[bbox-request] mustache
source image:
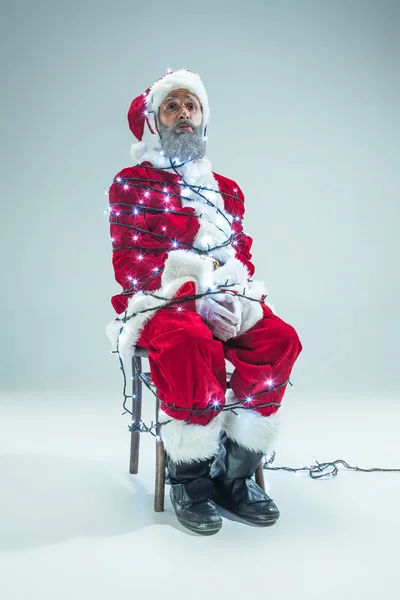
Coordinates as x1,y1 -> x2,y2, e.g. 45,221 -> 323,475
171,118 -> 197,132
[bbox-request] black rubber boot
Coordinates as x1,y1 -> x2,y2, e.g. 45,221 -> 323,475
167,457 -> 223,536
210,432 -> 280,526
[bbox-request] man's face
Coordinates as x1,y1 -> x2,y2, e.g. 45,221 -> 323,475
158,88 -> 203,129
156,88 -> 206,161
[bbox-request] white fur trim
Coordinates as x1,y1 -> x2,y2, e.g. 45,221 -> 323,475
105,250 -> 215,375
130,140 -> 149,165
222,390 -> 281,454
179,160 -> 236,265
238,295 -> 264,335
146,70 -> 210,125
213,258 -> 249,287
237,280 -> 269,334
158,409 -> 222,463
161,249 -> 213,287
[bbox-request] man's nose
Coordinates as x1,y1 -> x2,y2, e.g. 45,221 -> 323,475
177,104 -> 190,119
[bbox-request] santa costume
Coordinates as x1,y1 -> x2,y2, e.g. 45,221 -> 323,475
107,69 -> 302,535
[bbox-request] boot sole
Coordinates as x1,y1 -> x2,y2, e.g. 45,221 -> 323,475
176,515 -> 222,536
216,503 -> 280,527
170,489 -> 222,536
234,514 -> 279,527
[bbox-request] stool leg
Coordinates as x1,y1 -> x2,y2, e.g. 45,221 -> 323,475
154,395 -> 165,512
255,461 -> 265,491
129,357 -> 142,475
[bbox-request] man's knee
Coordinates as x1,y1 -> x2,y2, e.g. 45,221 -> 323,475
280,321 -> 302,352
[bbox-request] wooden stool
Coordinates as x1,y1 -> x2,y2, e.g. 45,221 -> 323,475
129,347 -> 266,512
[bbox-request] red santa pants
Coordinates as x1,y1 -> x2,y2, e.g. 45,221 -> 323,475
137,303 -> 302,426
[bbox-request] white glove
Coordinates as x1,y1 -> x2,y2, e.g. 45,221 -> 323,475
198,293 -> 242,341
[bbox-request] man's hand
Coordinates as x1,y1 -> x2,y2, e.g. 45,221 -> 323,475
197,292 -> 242,341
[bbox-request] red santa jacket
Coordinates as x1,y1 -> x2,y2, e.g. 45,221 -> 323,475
106,153 -> 269,363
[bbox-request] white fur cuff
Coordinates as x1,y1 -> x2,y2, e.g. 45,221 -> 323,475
222,390 -> 281,454
161,249 -> 214,291
158,410 -> 222,464
212,258 -> 249,288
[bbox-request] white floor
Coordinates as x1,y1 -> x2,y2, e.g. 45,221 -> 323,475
0,388 -> 399,600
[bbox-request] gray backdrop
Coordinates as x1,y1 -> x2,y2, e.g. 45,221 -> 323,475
1,0 -> 399,397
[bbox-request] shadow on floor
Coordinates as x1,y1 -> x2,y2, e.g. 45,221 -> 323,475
0,453 -> 184,551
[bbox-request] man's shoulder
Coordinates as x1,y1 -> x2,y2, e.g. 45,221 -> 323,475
113,162 -> 157,182
212,171 -> 245,219
212,171 -> 244,200
212,171 -> 239,190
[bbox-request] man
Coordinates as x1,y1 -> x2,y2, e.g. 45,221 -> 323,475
107,69 -> 302,535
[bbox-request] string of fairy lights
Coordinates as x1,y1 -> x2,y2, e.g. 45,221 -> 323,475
106,154 -> 400,480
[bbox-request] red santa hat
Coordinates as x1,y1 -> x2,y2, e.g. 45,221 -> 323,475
127,69 -> 210,162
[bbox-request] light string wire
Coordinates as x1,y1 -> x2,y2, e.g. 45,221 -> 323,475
262,452 -> 400,479
107,156 -> 400,480
110,164 -> 281,434
109,167 -> 258,324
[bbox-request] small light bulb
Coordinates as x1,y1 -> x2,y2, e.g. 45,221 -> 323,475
124,184 -> 129,190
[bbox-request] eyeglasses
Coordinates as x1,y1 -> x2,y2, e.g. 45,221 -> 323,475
160,98 -> 201,115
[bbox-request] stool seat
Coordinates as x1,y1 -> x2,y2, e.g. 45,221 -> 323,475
129,348 -> 265,512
